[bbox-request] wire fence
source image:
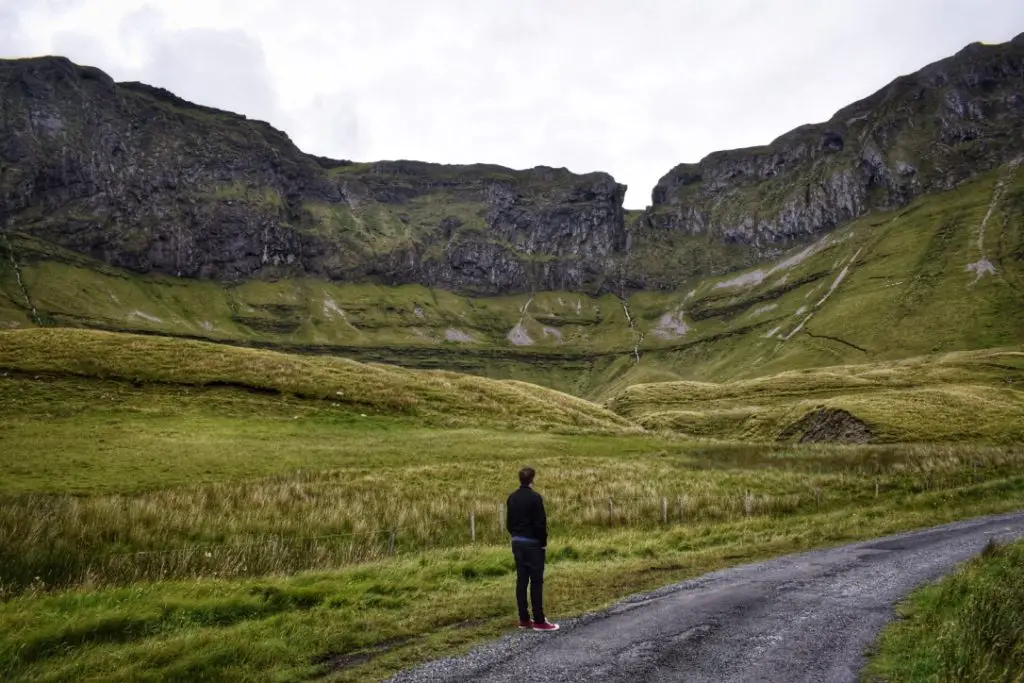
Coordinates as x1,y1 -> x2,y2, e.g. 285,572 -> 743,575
1,464 -> 1002,594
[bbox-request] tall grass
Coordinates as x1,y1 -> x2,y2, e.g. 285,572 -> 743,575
864,539 -> 1024,682
3,444 -> 1021,594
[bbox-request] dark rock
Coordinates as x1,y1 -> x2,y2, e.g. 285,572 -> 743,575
0,57 -> 625,295
638,32 -> 1024,288
3,33 -> 1024,295
779,408 -> 873,444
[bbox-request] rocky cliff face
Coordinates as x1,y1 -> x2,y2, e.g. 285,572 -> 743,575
2,33 -> 1024,295
0,57 -> 625,295
632,33 -> 1024,288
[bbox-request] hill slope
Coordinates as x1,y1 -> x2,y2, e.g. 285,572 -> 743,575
608,346 -> 1024,443
3,160 -> 1023,398
631,32 -> 1024,289
1,37 -> 1023,397
0,328 -> 633,432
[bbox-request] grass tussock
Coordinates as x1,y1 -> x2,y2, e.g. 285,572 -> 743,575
863,539 -> 1024,682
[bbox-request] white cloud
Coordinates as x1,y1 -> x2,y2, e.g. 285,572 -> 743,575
3,0 -> 1024,207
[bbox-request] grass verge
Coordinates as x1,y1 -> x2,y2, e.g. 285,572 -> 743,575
861,538 -> 1024,682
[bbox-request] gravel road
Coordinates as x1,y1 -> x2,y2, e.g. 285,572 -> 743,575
389,511 -> 1024,682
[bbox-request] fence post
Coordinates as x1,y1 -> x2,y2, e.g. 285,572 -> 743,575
388,529 -> 396,555
814,488 -> 822,509
470,511 -> 476,543
744,490 -> 752,517
874,480 -> 879,498
608,498 -> 614,526
678,495 -> 685,522
661,496 -> 668,525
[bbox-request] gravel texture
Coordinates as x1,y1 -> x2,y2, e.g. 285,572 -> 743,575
389,511 -> 1024,682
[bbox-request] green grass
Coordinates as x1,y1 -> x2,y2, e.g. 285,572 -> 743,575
862,539 -> 1024,682
3,491 -> 1023,682
7,347 -> 1022,593
2,159 -> 1022,401
0,328 -> 631,432
608,346 -> 1024,443
7,373 -> 1021,592
1,328 -> 1023,681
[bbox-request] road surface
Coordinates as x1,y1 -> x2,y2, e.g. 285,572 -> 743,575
389,511 -> 1024,682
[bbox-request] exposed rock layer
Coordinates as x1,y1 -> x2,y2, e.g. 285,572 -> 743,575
632,33 -> 1024,288
2,33 -> 1023,294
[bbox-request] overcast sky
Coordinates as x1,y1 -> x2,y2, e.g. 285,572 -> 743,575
2,1 -> 1023,207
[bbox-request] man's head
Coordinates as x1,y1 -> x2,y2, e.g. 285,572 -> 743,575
518,467 -> 535,487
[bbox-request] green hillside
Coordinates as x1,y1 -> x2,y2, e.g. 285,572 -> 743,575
2,160 -> 1023,399
608,346 -> 1024,443
0,328 -> 631,433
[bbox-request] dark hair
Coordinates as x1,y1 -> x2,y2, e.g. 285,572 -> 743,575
518,467 -> 535,487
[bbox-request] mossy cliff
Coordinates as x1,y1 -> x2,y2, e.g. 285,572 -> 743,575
628,33 -> 1024,289
2,36 -> 1024,402
3,34 -> 1024,296
0,57 -> 624,296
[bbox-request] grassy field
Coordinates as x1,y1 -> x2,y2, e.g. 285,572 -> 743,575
1,329 -> 1023,681
609,346 -> 1024,443
2,461 -> 1022,682
3,210 -> 1024,683
0,328 -> 630,432
862,539 -> 1024,682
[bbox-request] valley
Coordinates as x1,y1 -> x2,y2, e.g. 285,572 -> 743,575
3,162 -> 1024,402
1,29 -> 1024,683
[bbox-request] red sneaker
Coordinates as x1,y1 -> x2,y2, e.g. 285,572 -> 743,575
518,620 -> 534,629
532,619 -> 559,632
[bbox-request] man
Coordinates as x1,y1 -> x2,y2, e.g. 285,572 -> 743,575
506,466 -> 559,631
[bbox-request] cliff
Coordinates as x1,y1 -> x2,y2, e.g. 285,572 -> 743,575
2,33 -> 1024,295
0,57 -> 625,295
629,33 -> 1024,288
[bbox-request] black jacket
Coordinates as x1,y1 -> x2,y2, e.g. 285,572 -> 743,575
506,486 -> 547,546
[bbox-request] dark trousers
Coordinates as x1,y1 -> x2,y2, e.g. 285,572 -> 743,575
512,541 -> 545,623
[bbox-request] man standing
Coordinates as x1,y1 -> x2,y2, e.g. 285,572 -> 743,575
506,467 -> 559,631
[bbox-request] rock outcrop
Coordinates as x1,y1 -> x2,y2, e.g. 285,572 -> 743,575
0,57 -> 625,295
631,33 -> 1024,288
2,33 -> 1024,295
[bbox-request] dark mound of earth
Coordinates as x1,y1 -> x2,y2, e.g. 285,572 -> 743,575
779,408 -> 873,444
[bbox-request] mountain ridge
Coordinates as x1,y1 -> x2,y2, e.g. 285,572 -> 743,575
2,35 -> 1024,399
2,33 -> 1024,295
3,158 -> 1022,399
628,31 -> 1024,288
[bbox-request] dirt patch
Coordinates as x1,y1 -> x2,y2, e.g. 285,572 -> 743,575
779,408 -> 873,444
451,617 -> 488,630
445,327 -> 475,343
314,636 -> 413,674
